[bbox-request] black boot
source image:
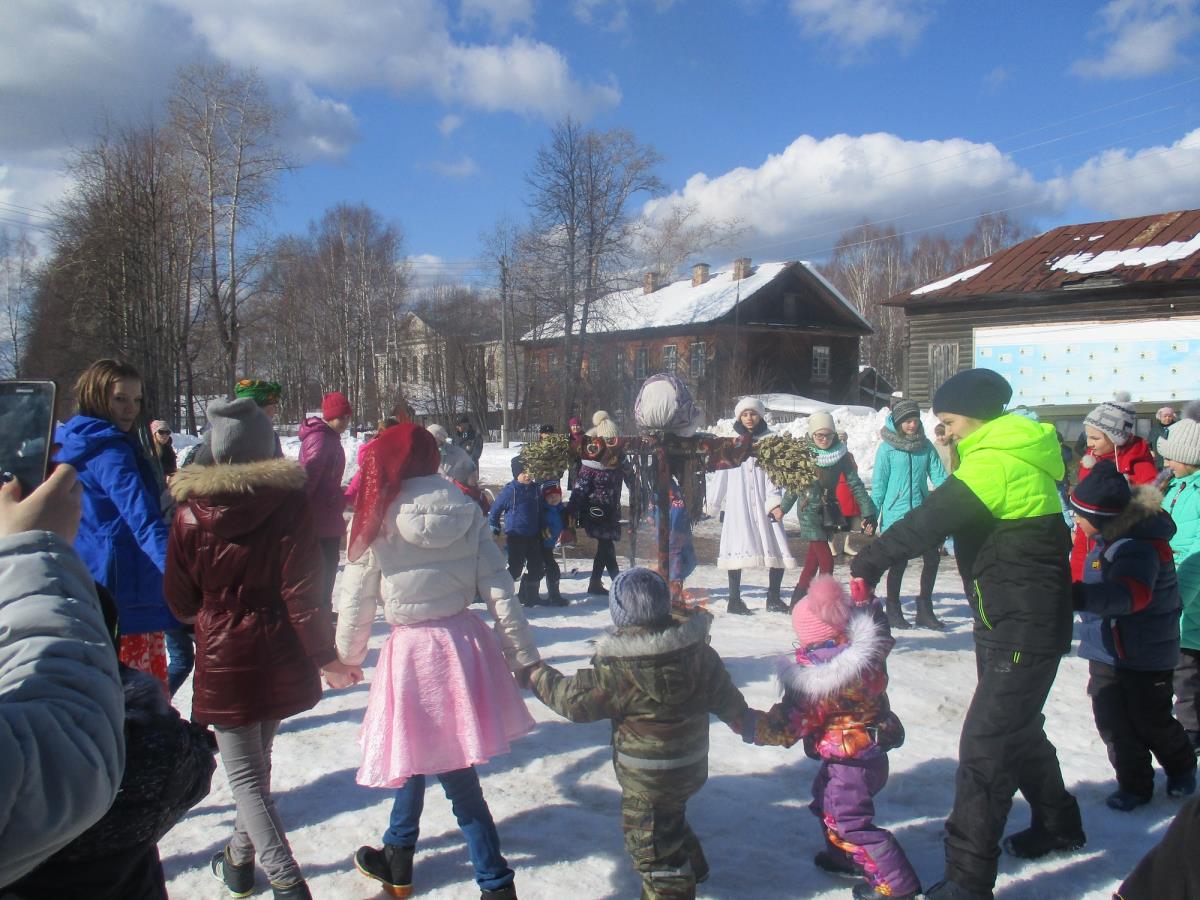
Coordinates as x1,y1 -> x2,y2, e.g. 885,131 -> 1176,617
270,879 -> 313,900
588,557 -> 609,595
355,844 -> 414,897
924,881 -> 993,900
1002,823 -> 1087,858
481,884 -> 518,899
727,570 -> 751,615
765,567 -> 788,613
885,597 -> 912,629
519,576 -> 541,607
914,595 -> 946,630
853,882 -> 920,899
211,848 -> 255,897
546,576 -> 568,606
812,839 -> 863,879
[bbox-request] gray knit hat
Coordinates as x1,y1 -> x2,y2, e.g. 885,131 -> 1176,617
609,567 -> 672,628
207,398 -> 276,464
1084,393 -> 1136,446
891,398 -> 921,427
1159,419 -> 1200,466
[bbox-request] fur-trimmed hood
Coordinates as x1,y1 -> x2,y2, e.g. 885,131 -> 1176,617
593,612 -> 713,707
594,609 -> 711,659
1100,484 -> 1175,543
170,457 -> 307,501
777,611 -> 888,700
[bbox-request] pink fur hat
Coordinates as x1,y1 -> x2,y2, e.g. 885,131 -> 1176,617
791,576 -> 851,647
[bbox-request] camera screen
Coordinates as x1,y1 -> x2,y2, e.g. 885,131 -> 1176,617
0,387 -> 53,492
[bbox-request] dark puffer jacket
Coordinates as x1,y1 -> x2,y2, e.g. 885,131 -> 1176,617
163,458 -> 336,727
1076,486 -> 1182,671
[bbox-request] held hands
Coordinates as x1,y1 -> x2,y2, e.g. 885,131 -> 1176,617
514,661 -> 546,690
0,464 -> 83,543
768,505 -> 784,524
322,659 -> 364,690
861,515 -> 877,535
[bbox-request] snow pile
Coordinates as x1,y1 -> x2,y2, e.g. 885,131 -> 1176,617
911,262 -> 992,296
280,430 -> 366,487
1051,230 -> 1200,275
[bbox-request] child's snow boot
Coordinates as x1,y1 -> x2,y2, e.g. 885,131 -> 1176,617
924,881 -> 994,899
914,595 -> 946,630
545,575 -> 568,606
211,848 -> 255,898
518,576 -> 541,607
1168,770 -> 1197,798
480,884 -> 518,900
1105,788 -> 1152,811
1002,822 -> 1087,856
885,597 -> 912,629
852,881 -> 920,899
270,879 -> 312,900
813,845 -> 863,879
355,844 -> 414,897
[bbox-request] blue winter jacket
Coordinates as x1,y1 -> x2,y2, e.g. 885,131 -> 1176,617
55,416 -> 176,635
1076,487 -> 1181,671
488,478 -> 542,537
542,502 -> 566,549
871,416 -> 948,533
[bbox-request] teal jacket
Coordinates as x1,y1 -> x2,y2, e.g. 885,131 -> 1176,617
1164,469 -> 1200,651
871,417 -> 948,533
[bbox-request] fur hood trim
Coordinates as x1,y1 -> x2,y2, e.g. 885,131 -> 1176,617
777,612 -> 886,700
170,457 -> 306,501
1101,484 -> 1163,542
594,610 -> 712,659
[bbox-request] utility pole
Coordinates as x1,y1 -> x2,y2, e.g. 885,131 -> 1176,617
499,256 -> 510,448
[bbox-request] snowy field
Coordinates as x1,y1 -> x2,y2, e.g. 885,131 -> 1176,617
160,552 -> 1182,899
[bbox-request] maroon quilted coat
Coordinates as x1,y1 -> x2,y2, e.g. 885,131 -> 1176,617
163,458 -> 336,727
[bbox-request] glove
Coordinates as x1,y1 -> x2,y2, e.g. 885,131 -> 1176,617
861,515 -> 877,533
850,577 -> 875,606
491,525 -> 501,535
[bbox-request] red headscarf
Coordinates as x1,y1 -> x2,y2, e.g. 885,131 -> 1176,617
347,423 -> 440,562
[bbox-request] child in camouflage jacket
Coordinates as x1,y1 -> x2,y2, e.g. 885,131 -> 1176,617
527,567 -> 749,900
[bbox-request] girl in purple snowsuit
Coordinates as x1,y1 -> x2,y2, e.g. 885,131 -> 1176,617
744,576 -> 920,899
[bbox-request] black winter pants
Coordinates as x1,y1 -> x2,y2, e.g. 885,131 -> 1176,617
944,646 -> 1080,894
1088,661 -> 1196,798
505,534 -> 544,582
592,537 -> 619,581
885,548 -> 940,602
541,544 -> 560,591
1174,648 -> 1200,737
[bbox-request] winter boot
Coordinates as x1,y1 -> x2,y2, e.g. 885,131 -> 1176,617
765,567 -> 788,612
588,558 -> 609,595
211,848 -> 255,898
270,879 -> 313,900
545,574 -> 568,606
885,597 -> 912,629
812,842 -> 863,879
518,576 -> 541,607
1002,822 -> 1087,857
355,844 -> 414,898
727,570 -> 750,615
480,884 -> 518,900
924,880 -> 994,900
852,881 -> 921,899
1104,788 -> 1152,812
1168,770 -> 1197,798
914,595 -> 946,631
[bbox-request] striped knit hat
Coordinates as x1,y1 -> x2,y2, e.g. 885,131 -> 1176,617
1084,392 -> 1136,446
1070,459 -> 1131,527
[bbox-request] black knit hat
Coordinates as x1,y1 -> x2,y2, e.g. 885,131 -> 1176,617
891,398 -> 921,426
1069,459 -> 1131,527
931,368 -> 1013,421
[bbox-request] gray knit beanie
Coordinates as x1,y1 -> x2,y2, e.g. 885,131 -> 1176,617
207,398 -> 276,464
609,567 -> 672,628
891,399 -> 921,427
1084,392 -> 1136,446
1159,419 -> 1200,466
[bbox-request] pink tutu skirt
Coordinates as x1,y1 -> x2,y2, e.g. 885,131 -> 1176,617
357,608 -> 536,788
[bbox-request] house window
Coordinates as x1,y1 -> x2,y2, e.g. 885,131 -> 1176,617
812,345 -> 831,382
547,351 -> 557,373
400,358 -> 409,382
661,344 -> 677,374
634,347 -> 649,380
615,351 -> 626,379
929,342 -> 959,395
412,356 -> 420,382
689,342 -> 706,379
422,356 -> 430,382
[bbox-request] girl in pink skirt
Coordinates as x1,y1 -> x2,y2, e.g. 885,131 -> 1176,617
335,424 -> 540,900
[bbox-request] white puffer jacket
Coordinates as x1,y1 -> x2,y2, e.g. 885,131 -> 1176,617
335,474 -> 539,671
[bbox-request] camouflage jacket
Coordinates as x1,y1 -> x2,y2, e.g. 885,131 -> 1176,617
530,611 -> 748,797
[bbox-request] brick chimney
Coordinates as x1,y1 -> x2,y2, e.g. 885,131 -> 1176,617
691,262 -> 710,287
643,272 -> 660,294
733,257 -> 752,280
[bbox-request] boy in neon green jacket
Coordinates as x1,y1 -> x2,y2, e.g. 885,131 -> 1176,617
851,368 -> 1083,900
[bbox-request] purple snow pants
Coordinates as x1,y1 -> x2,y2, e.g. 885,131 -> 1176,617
812,753 -> 920,896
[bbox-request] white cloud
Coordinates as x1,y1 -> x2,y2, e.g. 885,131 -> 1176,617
425,155 -> 481,178
572,0 -> 681,31
1073,0 -> 1199,79
460,0 -> 534,33
787,0 -> 932,51
983,66 -> 1009,90
1067,127 -> 1200,216
643,132 -> 1059,260
438,114 -> 465,136
283,82 -> 361,163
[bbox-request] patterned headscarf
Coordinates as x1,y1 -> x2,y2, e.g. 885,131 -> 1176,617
234,379 -> 282,406
346,423 -> 441,562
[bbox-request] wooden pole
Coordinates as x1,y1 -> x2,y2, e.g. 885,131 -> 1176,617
656,439 -> 671,578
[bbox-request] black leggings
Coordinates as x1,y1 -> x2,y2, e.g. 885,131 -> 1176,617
593,538 -> 619,579
885,548 -> 940,602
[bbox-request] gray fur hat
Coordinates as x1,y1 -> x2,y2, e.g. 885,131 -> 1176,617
207,397 -> 276,464
609,567 -> 671,628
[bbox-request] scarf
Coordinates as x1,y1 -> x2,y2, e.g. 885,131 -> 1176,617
812,442 -> 848,467
880,425 -> 929,453
734,417 -> 770,439
347,423 -> 441,562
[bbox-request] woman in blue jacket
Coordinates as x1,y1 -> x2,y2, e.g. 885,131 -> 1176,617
871,399 -> 948,630
55,359 -> 174,689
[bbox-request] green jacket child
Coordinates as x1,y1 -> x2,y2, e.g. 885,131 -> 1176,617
528,568 -> 750,900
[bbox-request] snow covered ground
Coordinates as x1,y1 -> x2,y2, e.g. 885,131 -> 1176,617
160,551 -> 1183,899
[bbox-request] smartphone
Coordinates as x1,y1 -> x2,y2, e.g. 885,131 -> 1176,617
0,381 -> 57,493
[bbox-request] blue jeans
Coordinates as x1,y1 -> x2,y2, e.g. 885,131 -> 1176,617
165,628 -> 195,696
383,767 -> 513,892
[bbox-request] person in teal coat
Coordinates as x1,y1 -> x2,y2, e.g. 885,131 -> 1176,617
871,399 -> 948,630
1159,418 -> 1200,751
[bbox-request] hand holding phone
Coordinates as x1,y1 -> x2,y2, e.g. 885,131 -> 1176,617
0,463 -> 83,543
0,380 -> 57,494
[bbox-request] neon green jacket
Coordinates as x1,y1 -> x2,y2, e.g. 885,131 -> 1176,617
852,414 -> 1073,655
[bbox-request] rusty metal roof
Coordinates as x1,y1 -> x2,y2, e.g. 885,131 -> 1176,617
892,208 -> 1200,306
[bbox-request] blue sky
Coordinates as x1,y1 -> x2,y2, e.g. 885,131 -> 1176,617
2,0 -> 1199,284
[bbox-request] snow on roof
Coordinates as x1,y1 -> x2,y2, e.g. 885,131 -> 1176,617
797,260 -> 872,330
524,262 -> 791,341
1050,230 -> 1200,275
911,262 -> 993,296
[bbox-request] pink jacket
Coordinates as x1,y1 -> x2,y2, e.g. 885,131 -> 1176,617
299,417 -> 347,538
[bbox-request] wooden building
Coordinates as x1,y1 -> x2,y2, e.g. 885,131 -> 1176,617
889,209 -> 1200,434
520,258 -> 873,421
